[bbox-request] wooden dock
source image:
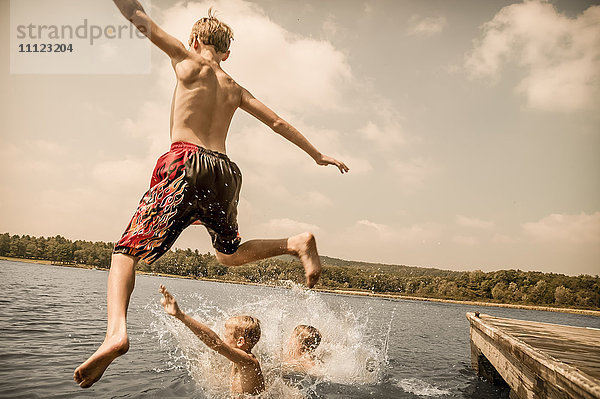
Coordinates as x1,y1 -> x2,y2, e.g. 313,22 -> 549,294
467,312 -> 600,399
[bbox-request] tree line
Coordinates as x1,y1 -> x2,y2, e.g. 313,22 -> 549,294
1,233 -> 598,310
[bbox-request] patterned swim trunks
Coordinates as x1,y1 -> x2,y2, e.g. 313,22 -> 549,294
113,141 -> 242,264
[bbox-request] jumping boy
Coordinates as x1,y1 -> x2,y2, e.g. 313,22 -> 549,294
159,285 -> 265,395
73,0 -> 348,388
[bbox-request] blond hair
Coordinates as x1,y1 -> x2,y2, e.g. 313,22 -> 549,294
292,325 -> 321,354
226,315 -> 261,349
188,8 -> 234,53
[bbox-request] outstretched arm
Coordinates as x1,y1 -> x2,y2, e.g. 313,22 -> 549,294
240,88 -> 349,174
159,285 -> 255,365
113,0 -> 187,62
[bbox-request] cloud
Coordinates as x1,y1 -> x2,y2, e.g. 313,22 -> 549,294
357,101 -> 407,151
158,0 -> 353,114
353,220 -> 442,244
407,15 -> 447,37
522,212 -> 600,245
322,15 -> 338,37
91,158 -> 149,189
356,219 -> 395,237
491,234 -> 516,244
259,218 -> 321,236
0,141 -> 67,180
465,1 -> 600,112
305,191 -> 333,207
452,235 -> 479,246
390,158 -> 436,189
456,215 -> 495,230
359,120 -> 406,150
99,42 -> 118,60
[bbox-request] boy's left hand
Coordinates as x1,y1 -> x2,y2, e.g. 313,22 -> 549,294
159,284 -> 182,318
315,154 -> 349,174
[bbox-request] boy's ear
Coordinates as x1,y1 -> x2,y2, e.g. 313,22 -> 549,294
236,336 -> 246,348
221,50 -> 230,62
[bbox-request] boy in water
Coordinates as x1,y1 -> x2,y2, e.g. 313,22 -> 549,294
159,285 -> 265,395
74,0 -> 348,388
285,325 -> 322,371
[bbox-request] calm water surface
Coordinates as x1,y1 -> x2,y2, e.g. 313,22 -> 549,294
1,260 -> 598,398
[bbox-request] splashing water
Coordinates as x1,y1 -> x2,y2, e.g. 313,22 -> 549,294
148,281 -> 390,398
395,378 -> 451,397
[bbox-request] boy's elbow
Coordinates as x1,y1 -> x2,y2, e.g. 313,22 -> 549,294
270,118 -> 287,132
130,8 -> 147,23
119,4 -> 145,22
208,338 -> 226,352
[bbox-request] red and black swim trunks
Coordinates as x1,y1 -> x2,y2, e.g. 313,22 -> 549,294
114,141 -> 242,264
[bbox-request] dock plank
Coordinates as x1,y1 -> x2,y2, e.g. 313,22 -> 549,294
485,316 -> 600,380
467,312 -> 600,399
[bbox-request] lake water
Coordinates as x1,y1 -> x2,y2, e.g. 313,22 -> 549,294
0,259 -> 598,398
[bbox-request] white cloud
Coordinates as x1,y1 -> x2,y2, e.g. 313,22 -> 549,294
230,124 -> 307,169
357,99 -> 408,151
305,191 -> 333,207
523,212 -> 600,245
356,219 -> 395,237
91,158 -> 149,189
390,158 -> 436,189
30,139 -> 67,155
0,141 -> 67,179
456,215 -> 495,230
158,0 -> 353,114
353,220 -> 442,244
322,15 -> 338,37
491,234 -> 516,244
100,42 -> 118,59
359,120 -> 406,150
407,15 -> 447,37
465,1 -> 600,112
259,218 -> 321,236
452,235 -> 479,246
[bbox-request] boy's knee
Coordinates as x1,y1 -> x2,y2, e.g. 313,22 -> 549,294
216,251 -> 238,266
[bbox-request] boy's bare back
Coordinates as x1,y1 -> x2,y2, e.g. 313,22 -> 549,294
170,55 -> 241,153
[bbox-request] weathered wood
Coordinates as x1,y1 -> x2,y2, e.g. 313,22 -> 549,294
467,312 -> 600,399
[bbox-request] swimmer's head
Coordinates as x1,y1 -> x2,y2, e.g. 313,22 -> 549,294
189,8 -> 233,58
290,325 -> 322,355
224,315 -> 261,351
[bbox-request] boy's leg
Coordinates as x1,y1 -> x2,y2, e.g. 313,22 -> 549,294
74,253 -> 138,388
215,232 -> 322,288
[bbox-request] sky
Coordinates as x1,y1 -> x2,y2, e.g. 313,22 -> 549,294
1,0 -> 599,275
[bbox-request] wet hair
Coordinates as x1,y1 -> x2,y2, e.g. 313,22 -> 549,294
225,315 -> 261,349
188,8 -> 234,53
292,325 -> 322,354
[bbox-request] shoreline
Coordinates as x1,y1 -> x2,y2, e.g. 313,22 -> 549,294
2,256 -> 599,317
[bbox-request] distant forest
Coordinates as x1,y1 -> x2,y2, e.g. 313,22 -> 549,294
1,233 -> 598,310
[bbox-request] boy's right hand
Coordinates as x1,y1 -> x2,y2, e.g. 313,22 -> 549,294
159,284 -> 182,318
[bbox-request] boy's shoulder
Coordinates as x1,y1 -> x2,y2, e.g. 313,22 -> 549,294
238,351 -> 260,367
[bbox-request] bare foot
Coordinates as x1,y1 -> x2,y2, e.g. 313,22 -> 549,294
288,232 -> 322,288
73,333 -> 129,388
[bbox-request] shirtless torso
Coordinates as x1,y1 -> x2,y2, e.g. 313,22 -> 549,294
230,357 -> 265,395
169,54 -> 241,153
